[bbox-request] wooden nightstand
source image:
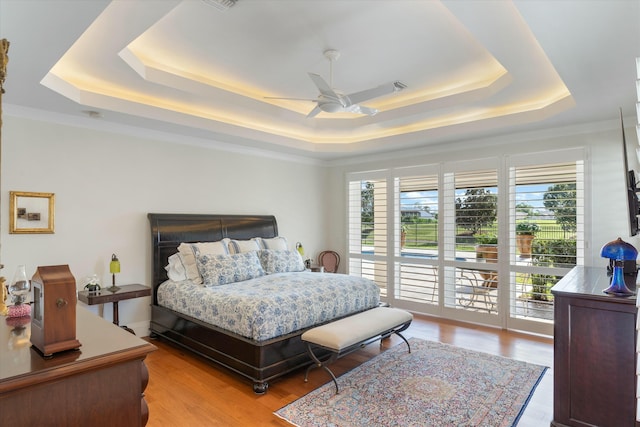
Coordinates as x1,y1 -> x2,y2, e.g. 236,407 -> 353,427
78,284 -> 151,334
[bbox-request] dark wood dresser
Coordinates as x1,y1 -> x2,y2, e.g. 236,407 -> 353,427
0,305 -> 156,426
551,266 -> 638,427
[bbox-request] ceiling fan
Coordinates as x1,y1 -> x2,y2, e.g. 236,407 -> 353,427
266,49 -> 407,118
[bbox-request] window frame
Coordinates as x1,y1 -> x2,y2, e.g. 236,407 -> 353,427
346,148 -> 587,335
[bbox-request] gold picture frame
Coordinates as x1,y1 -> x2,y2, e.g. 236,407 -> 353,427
9,191 -> 55,234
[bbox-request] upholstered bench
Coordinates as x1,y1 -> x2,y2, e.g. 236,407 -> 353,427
301,306 -> 413,393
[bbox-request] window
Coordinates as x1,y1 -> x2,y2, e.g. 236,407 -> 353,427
443,168 -> 499,315
348,176 -> 388,297
396,174 -> 439,305
346,149 -> 585,334
508,161 -> 584,324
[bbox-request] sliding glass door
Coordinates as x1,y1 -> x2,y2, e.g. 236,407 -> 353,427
394,169 -> 440,308
346,149 -> 585,334
506,154 -> 584,334
442,164 -> 500,324
348,173 -> 388,298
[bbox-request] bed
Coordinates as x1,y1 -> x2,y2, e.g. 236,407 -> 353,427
148,213 -> 380,393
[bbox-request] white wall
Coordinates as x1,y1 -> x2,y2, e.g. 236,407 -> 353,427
3,113 -> 637,335
327,121 -> 640,267
1,115 -> 330,335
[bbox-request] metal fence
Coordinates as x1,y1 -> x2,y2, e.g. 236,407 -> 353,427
361,222 -> 576,248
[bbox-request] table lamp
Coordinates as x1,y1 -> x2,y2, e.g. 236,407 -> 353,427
109,254 -> 120,292
296,242 -> 304,257
600,237 -> 637,296
295,242 -> 312,268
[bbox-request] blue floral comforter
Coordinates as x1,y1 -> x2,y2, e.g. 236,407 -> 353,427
157,272 -> 380,342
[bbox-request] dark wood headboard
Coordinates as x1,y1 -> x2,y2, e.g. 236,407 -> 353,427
148,213 -> 278,304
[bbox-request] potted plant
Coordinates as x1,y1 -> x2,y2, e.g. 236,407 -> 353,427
516,222 -> 539,258
474,234 -> 498,287
474,234 -> 498,245
475,234 -> 498,260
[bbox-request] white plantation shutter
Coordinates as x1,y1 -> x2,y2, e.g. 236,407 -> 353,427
396,173 -> 439,304
442,168 -> 500,258
348,174 -> 388,297
442,167 -> 500,314
510,162 -> 583,266
508,156 -> 584,329
345,148 -> 585,335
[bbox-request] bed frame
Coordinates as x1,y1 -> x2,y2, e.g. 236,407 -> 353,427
148,213 -> 326,393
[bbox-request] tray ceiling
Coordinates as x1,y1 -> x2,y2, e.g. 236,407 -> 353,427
1,0 -> 638,160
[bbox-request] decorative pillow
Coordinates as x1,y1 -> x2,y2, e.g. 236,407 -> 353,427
227,238 -> 262,254
259,236 -> 289,251
164,253 -> 188,282
197,251 -> 265,286
177,239 -> 230,284
259,249 -> 305,274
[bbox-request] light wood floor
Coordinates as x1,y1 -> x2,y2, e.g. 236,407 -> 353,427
143,313 -> 554,426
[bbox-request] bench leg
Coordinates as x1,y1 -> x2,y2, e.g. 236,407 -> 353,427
304,343 -> 341,394
395,330 -> 411,353
303,320 -> 412,395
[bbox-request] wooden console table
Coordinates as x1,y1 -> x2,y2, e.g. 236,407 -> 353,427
0,305 -> 156,426
78,284 -> 151,332
551,266 -> 638,427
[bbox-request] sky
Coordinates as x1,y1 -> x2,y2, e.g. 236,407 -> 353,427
400,184 -> 552,213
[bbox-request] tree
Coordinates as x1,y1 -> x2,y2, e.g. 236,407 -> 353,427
455,189 -> 497,234
414,202 -> 431,214
361,181 -> 374,225
516,202 -> 535,217
543,183 -> 576,232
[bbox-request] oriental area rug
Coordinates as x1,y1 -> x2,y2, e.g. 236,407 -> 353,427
275,338 -> 547,427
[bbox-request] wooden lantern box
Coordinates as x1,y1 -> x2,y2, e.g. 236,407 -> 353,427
30,265 -> 81,356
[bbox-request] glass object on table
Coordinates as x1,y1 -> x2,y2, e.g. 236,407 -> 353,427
9,264 -> 30,305
7,264 -> 31,318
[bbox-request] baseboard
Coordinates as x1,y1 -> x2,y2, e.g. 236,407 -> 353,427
126,320 -> 151,337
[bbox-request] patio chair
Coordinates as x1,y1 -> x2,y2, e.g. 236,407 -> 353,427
456,268 -> 497,312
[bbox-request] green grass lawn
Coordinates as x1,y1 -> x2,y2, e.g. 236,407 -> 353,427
364,220 -> 574,250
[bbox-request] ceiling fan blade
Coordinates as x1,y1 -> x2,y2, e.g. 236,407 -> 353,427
306,105 -> 323,118
346,81 -> 407,105
308,73 -> 340,100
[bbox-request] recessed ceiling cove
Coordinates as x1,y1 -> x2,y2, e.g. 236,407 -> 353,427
39,0 -> 574,154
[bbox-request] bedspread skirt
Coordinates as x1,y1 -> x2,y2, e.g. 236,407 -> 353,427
157,272 -> 380,342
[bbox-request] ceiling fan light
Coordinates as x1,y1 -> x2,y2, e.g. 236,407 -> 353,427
319,102 -> 343,113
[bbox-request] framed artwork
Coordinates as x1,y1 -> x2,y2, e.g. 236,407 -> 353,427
9,191 -> 55,234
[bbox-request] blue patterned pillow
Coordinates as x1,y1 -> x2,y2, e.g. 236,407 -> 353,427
259,249 -> 305,274
196,252 -> 265,286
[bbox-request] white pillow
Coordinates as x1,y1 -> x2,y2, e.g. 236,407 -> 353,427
260,236 -> 289,251
227,238 -> 262,254
197,252 -> 265,286
177,239 -> 230,284
258,249 -> 305,274
165,253 -> 188,282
